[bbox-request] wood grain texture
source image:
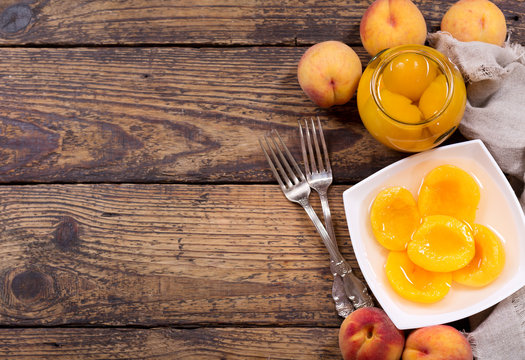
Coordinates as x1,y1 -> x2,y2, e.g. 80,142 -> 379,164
0,46 -> 411,184
0,0 -> 523,46
0,183 -> 364,326
0,327 -> 341,359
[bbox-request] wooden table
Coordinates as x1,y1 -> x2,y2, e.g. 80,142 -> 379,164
0,1 -> 523,358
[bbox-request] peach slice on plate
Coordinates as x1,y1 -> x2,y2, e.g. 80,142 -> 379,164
370,186 -> 421,251
418,164 -> 480,224
453,224 -> 506,287
385,251 -> 452,303
407,215 -> 475,272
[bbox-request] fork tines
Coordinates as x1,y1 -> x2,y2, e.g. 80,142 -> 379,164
259,129 -> 305,190
299,117 -> 331,175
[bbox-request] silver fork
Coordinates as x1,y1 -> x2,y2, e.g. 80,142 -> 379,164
260,129 -> 373,316
299,117 -> 374,316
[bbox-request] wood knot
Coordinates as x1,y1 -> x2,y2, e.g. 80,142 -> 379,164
0,4 -> 32,34
53,216 -> 80,251
11,269 -> 53,303
0,265 -> 79,318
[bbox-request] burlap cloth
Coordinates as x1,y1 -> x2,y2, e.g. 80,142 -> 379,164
428,32 -> 525,360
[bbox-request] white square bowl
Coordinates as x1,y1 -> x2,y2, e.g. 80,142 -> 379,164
342,140 -> 525,330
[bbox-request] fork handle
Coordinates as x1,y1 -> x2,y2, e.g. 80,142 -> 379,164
331,259 -> 375,309
301,196 -> 375,310
318,191 -> 337,246
298,199 -> 344,263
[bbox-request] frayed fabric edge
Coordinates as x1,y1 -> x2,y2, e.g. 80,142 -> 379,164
466,332 -> 480,358
504,30 -> 525,63
429,31 -> 524,82
510,292 -> 525,339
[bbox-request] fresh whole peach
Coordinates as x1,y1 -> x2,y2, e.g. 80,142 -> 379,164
441,0 -> 507,46
360,0 -> 427,56
402,325 -> 473,360
339,307 -> 405,360
297,40 -> 362,108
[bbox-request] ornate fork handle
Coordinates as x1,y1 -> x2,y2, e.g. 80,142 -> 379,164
330,258 -> 375,310
298,198 -> 374,310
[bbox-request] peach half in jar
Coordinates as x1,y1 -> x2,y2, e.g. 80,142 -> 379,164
453,224 -> 506,287
418,164 -> 480,224
407,215 -> 475,273
418,74 -> 447,119
377,88 -> 424,125
385,251 -> 452,303
370,187 -> 421,251
381,52 -> 438,102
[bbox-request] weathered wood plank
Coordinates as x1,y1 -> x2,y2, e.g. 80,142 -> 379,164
0,183 -> 365,326
0,46 -> 412,184
0,327 -> 341,359
0,0 -> 522,46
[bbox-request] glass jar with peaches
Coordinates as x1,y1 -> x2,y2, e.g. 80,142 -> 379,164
357,44 -> 466,152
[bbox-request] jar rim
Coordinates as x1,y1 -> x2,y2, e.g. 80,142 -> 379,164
370,45 -> 455,126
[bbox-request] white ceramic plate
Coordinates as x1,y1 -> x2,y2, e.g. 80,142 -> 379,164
342,140 -> 525,330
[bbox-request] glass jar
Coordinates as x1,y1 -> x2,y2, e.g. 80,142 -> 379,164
357,45 -> 466,152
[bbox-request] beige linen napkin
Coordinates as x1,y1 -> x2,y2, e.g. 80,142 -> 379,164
428,31 -> 525,359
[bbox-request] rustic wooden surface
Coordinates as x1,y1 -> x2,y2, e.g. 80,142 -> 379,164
0,0 -> 522,45
0,328 -> 341,359
0,184 -> 357,327
0,0 -> 523,358
0,46 -> 405,184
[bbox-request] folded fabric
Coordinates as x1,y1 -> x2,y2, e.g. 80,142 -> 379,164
467,286 -> 525,359
428,31 -> 525,360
